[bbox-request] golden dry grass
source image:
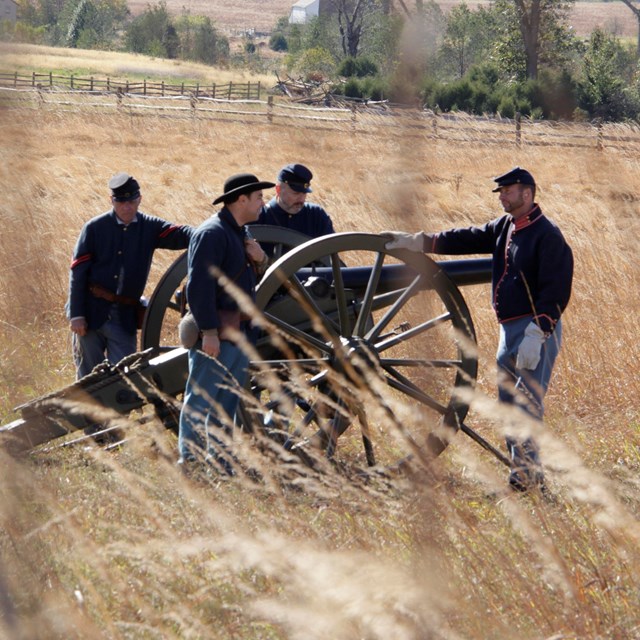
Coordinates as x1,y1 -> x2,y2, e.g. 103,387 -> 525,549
2,51 -> 640,639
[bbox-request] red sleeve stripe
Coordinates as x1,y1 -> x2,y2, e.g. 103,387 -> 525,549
159,225 -> 181,238
71,254 -> 91,269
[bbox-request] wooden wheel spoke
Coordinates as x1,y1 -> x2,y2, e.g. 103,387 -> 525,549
383,367 -> 448,415
366,274 -> 425,342
284,275 -> 341,337
380,358 -> 462,369
263,311 -> 334,355
330,252 -> 352,335
375,311 -> 453,353
354,251 -> 384,337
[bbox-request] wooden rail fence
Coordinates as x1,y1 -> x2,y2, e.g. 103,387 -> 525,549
2,72 -> 640,155
0,71 -> 261,100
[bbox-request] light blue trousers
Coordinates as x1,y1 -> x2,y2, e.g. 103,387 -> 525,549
496,316 -> 562,469
178,341 -> 249,472
73,307 -> 137,379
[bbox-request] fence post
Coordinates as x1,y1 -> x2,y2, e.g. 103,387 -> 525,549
161,80 -> 165,97
596,118 -> 603,151
267,95 -> 273,123
49,71 -> 52,88
257,81 -> 261,100
13,71 -> 17,88
90,76 -> 94,92
212,83 -> 216,99
70,74 -> 74,90
515,111 -> 522,147
351,103 -> 357,133
195,82 -> 199,98
32,71 -> 35,88
228,82 -> 232,100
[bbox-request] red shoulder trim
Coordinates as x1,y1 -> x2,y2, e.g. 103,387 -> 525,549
70,254 -> 91,269
159,225 -> 180,238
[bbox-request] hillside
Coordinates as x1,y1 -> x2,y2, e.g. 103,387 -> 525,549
126,0 -> 638,38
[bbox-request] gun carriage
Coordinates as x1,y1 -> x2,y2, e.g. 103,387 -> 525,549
1,228 -> 506,470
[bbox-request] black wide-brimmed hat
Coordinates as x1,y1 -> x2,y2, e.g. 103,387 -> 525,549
109,172 -> 141,201
492,167 -> 535,192
212,173 -> 275,205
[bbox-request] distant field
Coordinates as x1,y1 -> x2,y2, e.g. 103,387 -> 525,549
127,0 -> 638,38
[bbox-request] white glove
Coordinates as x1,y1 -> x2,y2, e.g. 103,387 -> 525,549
384,231 -> 424,252
516,322 -> 546,370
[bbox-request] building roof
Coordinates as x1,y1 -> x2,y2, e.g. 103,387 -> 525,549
292,0 -> 317,8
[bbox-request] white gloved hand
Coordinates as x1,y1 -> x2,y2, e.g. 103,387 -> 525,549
516,322 -> 546,370
383,231 -> 424,252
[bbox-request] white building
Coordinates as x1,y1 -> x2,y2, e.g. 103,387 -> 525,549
289,0 -> 320,25
0,0 -> 17,22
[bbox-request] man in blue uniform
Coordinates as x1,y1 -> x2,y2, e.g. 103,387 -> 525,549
385,167 -> 574,492
67,172 -> 193,379
255,163 -> 334,245
178,173 -> 273,475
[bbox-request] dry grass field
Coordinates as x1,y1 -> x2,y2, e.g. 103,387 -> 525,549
2,47 -> 640,639
128,0 -> 638,38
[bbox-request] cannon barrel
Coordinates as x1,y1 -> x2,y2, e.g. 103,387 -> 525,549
295,257 -> 492,291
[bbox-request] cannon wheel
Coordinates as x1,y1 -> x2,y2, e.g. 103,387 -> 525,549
250,232 -> 478,469
140,226 -> 318,350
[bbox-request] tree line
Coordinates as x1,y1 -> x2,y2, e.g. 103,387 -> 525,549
272,0 -> 640,122
2,0 -> 640,122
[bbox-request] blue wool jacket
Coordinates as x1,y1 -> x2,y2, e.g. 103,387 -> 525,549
67,210 -> 192,333
423,205 -> 573,334
186,208 -> 257,332
255,198 -> 335,238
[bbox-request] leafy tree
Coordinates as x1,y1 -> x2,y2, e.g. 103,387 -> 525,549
492,0 -> 576,79
287,23 -> 303,55
194,17 -> 228,64
293,46 -> 337,81
438,4 -> 496,78
60,0 -> 128,48
16,0 -> 40,26
357,6 -> 403,70
577,28 -> 635,120
302,15 -> 338,57
124,1 -> 176,58
335,0 -> 383,58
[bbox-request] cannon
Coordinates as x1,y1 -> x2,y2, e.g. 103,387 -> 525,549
1,228 -> 502,470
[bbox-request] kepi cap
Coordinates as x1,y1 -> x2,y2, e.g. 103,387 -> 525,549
492,167 -> 535,192
109,172 -> 141,201
212,173 -> 275,205
278,163 -> 313,193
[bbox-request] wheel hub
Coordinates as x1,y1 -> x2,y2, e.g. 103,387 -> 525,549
331,336 -> 381,382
